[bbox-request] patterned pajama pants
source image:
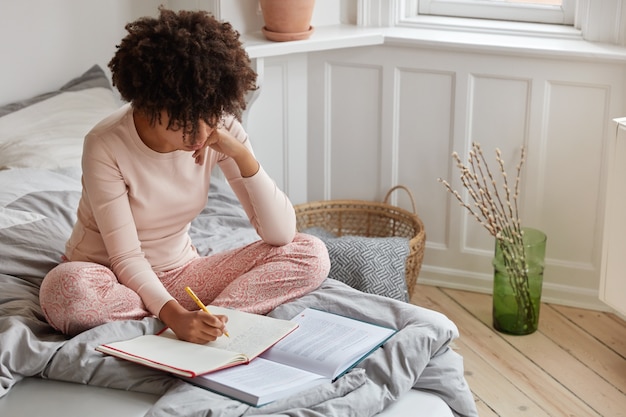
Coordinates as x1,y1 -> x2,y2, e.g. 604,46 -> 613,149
39,233 -> 330,336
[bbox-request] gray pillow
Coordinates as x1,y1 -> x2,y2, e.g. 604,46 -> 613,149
0,65 -> 111,117
305,227 -> 410,302
0,65 -> 119,170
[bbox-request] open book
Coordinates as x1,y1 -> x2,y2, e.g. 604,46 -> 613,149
185,307 -> 397,406
95,306 -> 299,378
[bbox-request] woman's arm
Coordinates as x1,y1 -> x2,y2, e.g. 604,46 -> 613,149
215,118 -> 297,246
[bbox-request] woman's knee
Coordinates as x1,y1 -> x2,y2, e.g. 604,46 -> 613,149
41,262 -> 113,303
293,233 -> 330,283
39,262 -> 118,335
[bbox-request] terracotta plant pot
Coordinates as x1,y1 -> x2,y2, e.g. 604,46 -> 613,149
259,0 -> 315,42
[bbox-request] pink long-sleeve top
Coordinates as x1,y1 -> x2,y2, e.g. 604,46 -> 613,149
65,104 -> 296,316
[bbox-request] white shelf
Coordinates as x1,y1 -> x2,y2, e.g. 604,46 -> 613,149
242,25 -> 384,59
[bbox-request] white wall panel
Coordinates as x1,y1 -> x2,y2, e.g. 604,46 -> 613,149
465,75 -> 531,253
600,119 -> 626,317
541,81 -> 609,288
327,63 -> 383,201
245,55 -> 309,204
246,61 -> 288,191
396,69 -> 455,250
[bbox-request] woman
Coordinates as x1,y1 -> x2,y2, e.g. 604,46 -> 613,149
39,8 -> 329,344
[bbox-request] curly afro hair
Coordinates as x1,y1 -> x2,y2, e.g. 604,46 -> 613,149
108,7 -> 257,136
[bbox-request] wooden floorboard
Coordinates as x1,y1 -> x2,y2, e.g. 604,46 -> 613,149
551,304 -> 626,358
475,399 -> 499,417
410,284 -> 626,417
540,304 -> 626,395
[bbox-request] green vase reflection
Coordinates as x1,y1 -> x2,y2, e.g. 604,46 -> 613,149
492,227 -> 547,335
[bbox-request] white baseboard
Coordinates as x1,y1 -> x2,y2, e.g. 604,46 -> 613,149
417,266 -> 612,312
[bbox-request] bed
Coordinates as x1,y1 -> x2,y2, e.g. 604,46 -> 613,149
0,66 -> 476,417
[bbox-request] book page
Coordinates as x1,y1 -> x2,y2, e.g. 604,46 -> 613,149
191,357 -> 329,406
260,308 -> 396,379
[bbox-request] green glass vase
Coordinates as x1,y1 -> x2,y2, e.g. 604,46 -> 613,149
492,227 -> 547,335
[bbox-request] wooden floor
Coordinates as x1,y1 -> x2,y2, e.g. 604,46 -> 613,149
409,284 -> 626,417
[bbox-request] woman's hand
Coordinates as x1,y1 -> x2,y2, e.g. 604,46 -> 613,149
159,299 -> 228,344
191,126 -> 235,166
207,128 -> 259,177
192,146 -> 208,165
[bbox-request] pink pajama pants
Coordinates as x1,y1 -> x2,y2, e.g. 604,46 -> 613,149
39,233 -> 330,336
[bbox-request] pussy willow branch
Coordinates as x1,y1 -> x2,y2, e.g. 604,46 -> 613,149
454,152 -> 499,231
495,147 -> 526,246
478,146 -> 514,238
439,180 -> 498,236
440,143 -> 526,246
513,147 -> 526,232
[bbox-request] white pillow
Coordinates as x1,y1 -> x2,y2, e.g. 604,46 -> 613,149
0,87 -> 119,170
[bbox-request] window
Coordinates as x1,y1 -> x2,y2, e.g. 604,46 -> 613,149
408,0 -> 575,25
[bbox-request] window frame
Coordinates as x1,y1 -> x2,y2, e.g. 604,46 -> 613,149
412,0 -> 575,25
357,1 -> 625,46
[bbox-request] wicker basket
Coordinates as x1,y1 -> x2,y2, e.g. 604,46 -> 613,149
294,185 -> 425,298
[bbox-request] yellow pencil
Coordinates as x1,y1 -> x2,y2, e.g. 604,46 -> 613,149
184,286 -> 230,337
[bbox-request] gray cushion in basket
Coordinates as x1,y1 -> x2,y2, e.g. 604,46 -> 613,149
304,227 -> 410,302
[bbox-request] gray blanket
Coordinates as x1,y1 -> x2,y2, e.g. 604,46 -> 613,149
0,167 -> 476,417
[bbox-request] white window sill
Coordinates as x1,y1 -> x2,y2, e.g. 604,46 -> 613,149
242,26 -> 384,59
243,23 -> 626,63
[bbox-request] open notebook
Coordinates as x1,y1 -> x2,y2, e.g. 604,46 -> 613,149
96,306 -> 298,377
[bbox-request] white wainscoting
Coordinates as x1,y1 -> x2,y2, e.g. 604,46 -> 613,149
246,38 -> 626,310
245,54 -> 309,205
